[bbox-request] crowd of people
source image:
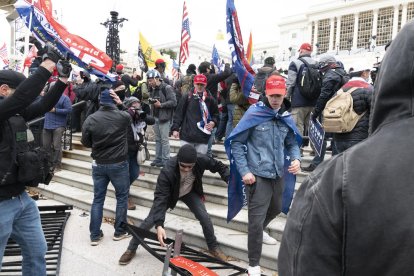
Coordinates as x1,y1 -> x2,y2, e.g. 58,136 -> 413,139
2,19 -> 414,276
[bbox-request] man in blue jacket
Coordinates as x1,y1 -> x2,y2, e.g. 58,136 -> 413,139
230,75 -> 301,276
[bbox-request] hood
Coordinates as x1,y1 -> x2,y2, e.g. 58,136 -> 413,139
258,65 -> 274,74
369,21 -> 414,134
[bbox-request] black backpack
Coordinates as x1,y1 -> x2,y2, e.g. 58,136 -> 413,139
254,68 -> 275,94
297,57 -> 322,100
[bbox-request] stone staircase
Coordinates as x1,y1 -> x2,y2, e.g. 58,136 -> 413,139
34,132 -> 330,271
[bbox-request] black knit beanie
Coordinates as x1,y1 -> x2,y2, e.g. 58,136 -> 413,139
177,144 -> 197,163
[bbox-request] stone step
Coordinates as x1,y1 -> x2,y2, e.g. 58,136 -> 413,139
52,170 -> 288,240
34,182 -> 279,270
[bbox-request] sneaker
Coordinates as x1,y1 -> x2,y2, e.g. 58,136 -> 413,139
209,248 -> 228,261
113,232 -> 132,241
302,163 -> 317,172
262,231 -> 277,245
118,249 -> 136,265
150,161 -> 161,167
247,265 -> 261,276
90,230 -> 104,246
155,162 -> 164,168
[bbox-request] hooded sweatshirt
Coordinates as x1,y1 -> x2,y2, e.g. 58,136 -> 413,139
278,21 -> 414,275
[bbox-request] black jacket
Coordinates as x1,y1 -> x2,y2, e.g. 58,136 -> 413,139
121,74 -> 139,98
81,105 -> 131,164
171,90 -> 219,144
205,64 -> 232,99
333,79 -> 373,142
73,81 -> 105,117
0,67 -> 67,197
278,21 -> 414,275
313,67 -> 347,118
153,155 -> 229,228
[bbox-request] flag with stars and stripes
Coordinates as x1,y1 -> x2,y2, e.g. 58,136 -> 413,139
179,2 -> 191,65
0,43 -> 9,69
211,44 -> 222,73
172,60 -> 180,80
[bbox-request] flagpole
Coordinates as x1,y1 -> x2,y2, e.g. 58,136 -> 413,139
178,1 -> 185,71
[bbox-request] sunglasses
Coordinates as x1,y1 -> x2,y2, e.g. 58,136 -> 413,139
179,162 -> 195,169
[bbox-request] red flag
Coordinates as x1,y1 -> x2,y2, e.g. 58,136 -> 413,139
179,2 -> 191,64
246,31 -> 253,64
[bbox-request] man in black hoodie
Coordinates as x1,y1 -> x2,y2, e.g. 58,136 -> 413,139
278,20 -> 414,275
118,144 -> 229,265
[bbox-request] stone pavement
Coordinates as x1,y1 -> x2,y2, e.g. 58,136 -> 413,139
36,198 -> 277,276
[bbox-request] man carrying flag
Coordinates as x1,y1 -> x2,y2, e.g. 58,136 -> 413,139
226,75 -> 301,276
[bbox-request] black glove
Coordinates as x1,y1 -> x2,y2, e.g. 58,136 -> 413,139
42,43 -> 65,63
56,60 -> 72,78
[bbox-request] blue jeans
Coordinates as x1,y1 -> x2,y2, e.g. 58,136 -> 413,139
207,127 -> 217,157
0,191 -> 47,275
215,111 -> 228,140
153,118 -> 171,164
90,160 -> 130,239
226,104 -> 235,139
128,151 -> 140,186
127,192 -> 218,251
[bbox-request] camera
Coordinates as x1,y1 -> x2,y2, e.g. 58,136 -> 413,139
148,97 -> 160,104
132,108 -> 147,120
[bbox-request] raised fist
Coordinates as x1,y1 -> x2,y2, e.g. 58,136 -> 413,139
56,60 -> 72,78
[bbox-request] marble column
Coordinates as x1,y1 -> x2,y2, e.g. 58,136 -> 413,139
328,18 -> 335,51
313,20 -> 318,51
401,3 -> 408,29
392,4 -> 400,39
353,13 -> 359,49
372,9 -> 379,38
336,17 -> 341,50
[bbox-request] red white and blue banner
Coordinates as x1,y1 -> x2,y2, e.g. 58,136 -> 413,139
14,0 -> 115,81
226,0 -> 257,104
0,42 -> 9,69
225,102 -> 302,222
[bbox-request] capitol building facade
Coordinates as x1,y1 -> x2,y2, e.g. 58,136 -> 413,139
274,0 -> 413,67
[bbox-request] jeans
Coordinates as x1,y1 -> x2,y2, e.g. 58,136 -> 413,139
215,111 -> 228,140
0,191 -> 47,275
90,160 -> 130,239
180,140 -> 208,154
128,151 -> 140,186
153,118 -> 171,164
246,176 -> 283,266
127,191 -> 218,251
43,127 -> 65,168
206,128 -> 217,157
225,103 -> 235,139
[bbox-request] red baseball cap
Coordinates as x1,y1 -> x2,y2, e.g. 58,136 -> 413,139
193,74 -> 207,85
155,58 -> 165,64
265,75 -> 286,96
116,64 -> 124,71
299,43 -> 313,52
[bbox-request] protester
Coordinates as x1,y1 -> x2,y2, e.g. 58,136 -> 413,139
254,56 -> 277,95
0,46 -> 70,274
278,20 -> 414,275
286,43 -> 319,152
42,91 -> 72,172
302,54 -> 347,172
229,75 -> 301,276
332,65 -> 373,154
147,69 -> 176,167
122,96 -> 155,210
115,64 -> 141,98
171,74 -> 219,154
81,89 -> 131,245
154,59 -> 171,85
118,144 -> 230,265
229,76 -> 250,127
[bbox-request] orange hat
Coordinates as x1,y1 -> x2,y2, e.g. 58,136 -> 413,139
265,75 -> 286,96
193,74 -> 207,85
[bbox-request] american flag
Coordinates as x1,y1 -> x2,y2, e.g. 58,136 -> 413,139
211,44 -> 222,72
179,2 -> 191,64
0,43 -> 9,69
172,60 -> 180,79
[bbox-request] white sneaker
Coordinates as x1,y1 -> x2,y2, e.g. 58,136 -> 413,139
262,231 -> 277,245
247,265 -> 261,276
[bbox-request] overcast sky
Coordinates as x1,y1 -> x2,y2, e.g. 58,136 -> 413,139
51,0 -> 328,53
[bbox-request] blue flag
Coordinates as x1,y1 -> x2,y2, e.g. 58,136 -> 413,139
211,44 -> 222,73
224,102 -> 302,222
226,0 -> 257,104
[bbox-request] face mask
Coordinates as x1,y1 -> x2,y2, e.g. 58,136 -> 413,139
116,90 -> 125,101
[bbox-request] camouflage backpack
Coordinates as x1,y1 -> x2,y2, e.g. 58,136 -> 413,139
181,74 -> 195,94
